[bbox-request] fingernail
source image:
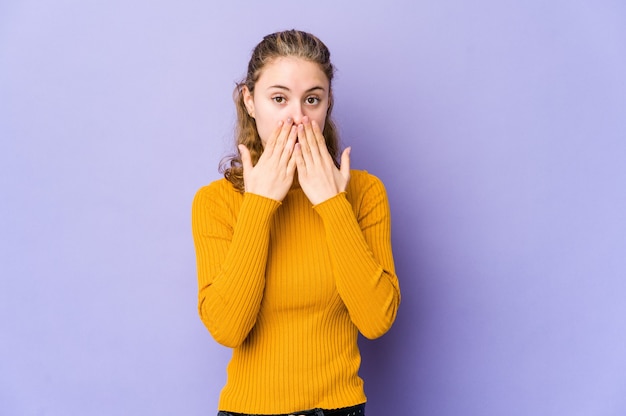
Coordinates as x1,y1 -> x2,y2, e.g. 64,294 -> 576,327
278,120 -> 284,126
287,117 -> 293,123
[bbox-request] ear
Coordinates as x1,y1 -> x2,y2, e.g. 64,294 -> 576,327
242,85 -> 255,118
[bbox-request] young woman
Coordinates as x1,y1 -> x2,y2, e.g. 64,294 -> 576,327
192,30 -> 400,416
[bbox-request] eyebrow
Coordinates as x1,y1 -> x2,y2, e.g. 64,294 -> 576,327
267,85 -> 326,93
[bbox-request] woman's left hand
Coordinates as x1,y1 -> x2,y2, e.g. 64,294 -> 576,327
294,116 -> 351,205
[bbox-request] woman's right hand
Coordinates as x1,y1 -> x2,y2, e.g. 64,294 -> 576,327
239,119 -> 298,201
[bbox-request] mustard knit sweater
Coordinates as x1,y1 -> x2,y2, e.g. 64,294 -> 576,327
192,170 -> 400,414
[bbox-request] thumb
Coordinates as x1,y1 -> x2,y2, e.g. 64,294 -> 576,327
238,145 -> 253,171
340,147 -> 351,177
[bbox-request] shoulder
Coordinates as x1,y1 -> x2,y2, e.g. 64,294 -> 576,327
347,169 -> 387,196
193,178 -> 243,211
345,169 -> 390,214
195,178 -> 237,196
349,169 -> 382,183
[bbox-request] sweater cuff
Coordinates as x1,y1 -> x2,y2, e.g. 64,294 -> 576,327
240,192 -> 282,225
312,192 -> 352,222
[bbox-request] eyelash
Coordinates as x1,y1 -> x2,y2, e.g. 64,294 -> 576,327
271,96 -> 321,105
306,96 -> 320,105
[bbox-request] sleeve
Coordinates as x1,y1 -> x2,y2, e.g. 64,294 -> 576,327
191,185 -> 281,347
313,174 -> 401,339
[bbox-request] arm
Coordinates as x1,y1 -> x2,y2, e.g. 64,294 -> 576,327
193,120 -> 296,347
192,185 -> 281,347
313,174 -> 400,339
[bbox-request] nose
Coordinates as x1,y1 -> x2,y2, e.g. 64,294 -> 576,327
290,102 -> 305,125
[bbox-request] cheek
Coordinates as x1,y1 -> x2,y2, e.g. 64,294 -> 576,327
252,104 -> 277,145
256,121 -> 272,146
312,110 -> 327,131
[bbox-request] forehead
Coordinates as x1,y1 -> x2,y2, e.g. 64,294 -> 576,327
255,57 -> 329,89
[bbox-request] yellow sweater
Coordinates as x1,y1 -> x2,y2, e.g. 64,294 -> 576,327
192,170 -> 400,414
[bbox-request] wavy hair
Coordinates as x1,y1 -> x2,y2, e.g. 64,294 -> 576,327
220,30 -> 340,192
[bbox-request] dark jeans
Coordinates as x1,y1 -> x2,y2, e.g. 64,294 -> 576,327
217,402 -> 365,416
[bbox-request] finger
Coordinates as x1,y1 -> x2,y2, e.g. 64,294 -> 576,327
311,119 -> 336,167
286,143 -> 299,176
304,118 -> 328,166
302,117 -> 320,157
311,119 -> 327,149
263,120 -> 285,156
293,142 -> 306,176
274,117 -> 294,154
297,123 -> 313,165
279,124 -> 297,166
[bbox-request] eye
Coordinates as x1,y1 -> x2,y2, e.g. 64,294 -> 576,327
272,96 -> 286,104
305,96 -> 320,105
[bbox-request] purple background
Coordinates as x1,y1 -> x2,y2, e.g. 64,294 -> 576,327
2,1 -> 626,415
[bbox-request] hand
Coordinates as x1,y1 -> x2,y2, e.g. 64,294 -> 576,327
239,119 -> 298,201
294,116 -> 351,205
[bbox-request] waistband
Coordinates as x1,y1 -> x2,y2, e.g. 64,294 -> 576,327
218,402 -> 365,416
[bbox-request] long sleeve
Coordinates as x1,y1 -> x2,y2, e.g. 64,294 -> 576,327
191,172 -> 399,414
313,172 -> 400,339
191,183 -> 281,347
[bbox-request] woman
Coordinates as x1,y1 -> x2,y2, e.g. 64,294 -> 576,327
192,30 -> 400,416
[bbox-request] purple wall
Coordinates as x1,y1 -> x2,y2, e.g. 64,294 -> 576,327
1,1 -> 625,415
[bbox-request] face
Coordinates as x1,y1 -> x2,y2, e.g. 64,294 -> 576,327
243,56 -> 331,145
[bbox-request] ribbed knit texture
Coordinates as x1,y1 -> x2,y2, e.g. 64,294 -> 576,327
191,170 -> 400,414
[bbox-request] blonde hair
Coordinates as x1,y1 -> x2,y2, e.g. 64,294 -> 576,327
220,30 -> 340,192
